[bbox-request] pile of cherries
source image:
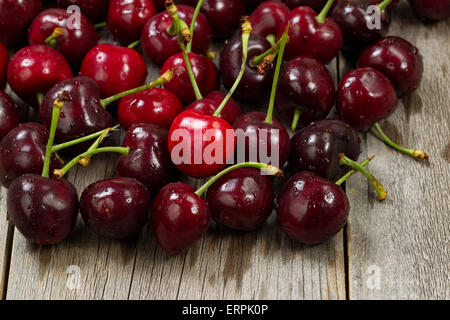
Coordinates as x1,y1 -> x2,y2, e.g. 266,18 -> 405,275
0,0 -> 446,253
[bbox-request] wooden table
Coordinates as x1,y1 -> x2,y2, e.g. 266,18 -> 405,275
1,2 -> 449,300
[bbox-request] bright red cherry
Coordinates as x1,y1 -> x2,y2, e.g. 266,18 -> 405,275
107,0 -> 157,44
57,0 -> 110,23
282,0 -> 330,12
0,91 -> 20,141
249,0 -> 291,38
337,67 -> 398,132
28,8 -> 98,68
409,0 -> 450,21
358,36 -> 424,97
0,42 -> 8,87
141,5 -> 212,66
7,44 -> 73,106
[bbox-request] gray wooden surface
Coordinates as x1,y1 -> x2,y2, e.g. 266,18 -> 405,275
0,2 -> 449,299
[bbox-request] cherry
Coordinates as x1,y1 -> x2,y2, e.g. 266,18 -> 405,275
118,87 -> 183,130
409,0 -> 450,21
57,0 -> 110,23
80,177 -> 150,238
0,91 -> 20,141
0,42 -> 8,88
141,4 -> 212,66
80,44 -> 148,99
206,168 -> 274,231
282,0 -> 330,12
7,44 -> 73,106
358,36 -> 424,97
161,52 -> 219,105
0,0 -> 42,47
290,119 -> 361,181
249,0 -> 290,39
116,123 -> 178,195
107,0 -> 157,45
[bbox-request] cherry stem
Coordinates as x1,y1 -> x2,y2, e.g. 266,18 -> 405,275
373,122 -> 428,160
212,18 -> 252,118
127,40 -> 140,49
316,0 -> 334,24
100,70 -> 174,108
94,22 -> 107,29
36,93 -> 44,106
186,0 -> 205,53
195,162 -> 283,197
339,153 -> 387,201
291,109 -> 301,131
266,34 -> 276,46
377,0 -> 393,12
335,155 -> 375,186
51,125 -> 120,152
44,27 -> 64,47
264,24 -> 289,125
252,36 -> 284,66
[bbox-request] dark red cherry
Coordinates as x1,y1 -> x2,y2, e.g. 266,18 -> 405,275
220,34 -> 273,103
80,177 -> 150,239
233,111 -> 290,168
0,0 -> 42,47
358,36 -> 424,97
7,44 -> 73,106
277,171 -> 349,245
249,0 -> 290,38
141,5 -> 212,66
0,42 -> 8,87
161,52 -> 219,105
0,91 -> 20,141
206,168 -> 274,231
290,119 -> 361,181
80,44 -> 148,99
118,87 -> 182,130
57,0 -> 110,23
279,6 -> 343,64
337,67 -> 398,132
409,0 -> 450,21
107,0 -> 157,44
116,123 -> 178,195
152,182 -> 210,255
28,8 -> 98,68
282,0 -> 330,12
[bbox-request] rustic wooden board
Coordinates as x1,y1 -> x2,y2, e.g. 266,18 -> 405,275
345,3 -> 450,299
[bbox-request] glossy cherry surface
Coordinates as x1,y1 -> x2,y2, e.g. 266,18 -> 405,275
0,91 -> 20,141
282,0 -> 329,12
0,0 -> 42,47
7,44 -> 73,106
206,168 -> 274,231
290,119 -> 361,181
337,67 -> 398,132
28,8 -> 98,68
80,177 -> 150,238
409,0 -> 450,21
233,111 -> 290,168
277,172 -> 349,245
279,6 -> 343,64
8,174 -> 78,244
220,34 -> 273,103
57,0 -> 110,23
0,42 -> 8,87
80,44 -> 148,99
358,36 -> 424,97
161,52 -> 219,105
250,0 -> 290,38
107,0 -> 157,44
141,5 -> 212,66
152,182 -> 210,255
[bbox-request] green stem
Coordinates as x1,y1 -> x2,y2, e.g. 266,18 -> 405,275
316,0 -> 335,24
36,93 -> 44,106
373,122 -> 428,160
44,27 -> 64,47
339,154 -> 387,201
94,22 -> 107,29
291,109 -> 301,131
42,97 -> 65,178
264,24 -> 290,124
186,0 -> 205,53
377,0 -> 393,12
180,41 -> 203,100
252,36 -> 283,66
127,40 -> 140,49
195,162 -> 283,197
51,126 -> 119,152
266,34 -> 276,46
335,155 -> 374,186
212,18 -> 252,117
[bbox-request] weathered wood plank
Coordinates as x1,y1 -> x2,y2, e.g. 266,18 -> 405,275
345,3 -> 450,299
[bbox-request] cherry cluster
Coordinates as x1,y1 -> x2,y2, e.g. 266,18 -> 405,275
0,0 -> 447,253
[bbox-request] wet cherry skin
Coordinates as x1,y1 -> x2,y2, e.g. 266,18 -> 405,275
409,0 -> 450,21
358,36 -> 424,97
0,91 -> 20,141
152,182 -> 210,255
80,177 -> 150,239
233,111 -> 291,168
0,0 -> 42,47
7,44 -> 73,106
250,0 -> 290,38
80,44 -> 148,99
279,6 -> 343,64
290,119 -> 361,181
28,8 -> 98,68
57,0 -> 110,23
8,174 -> 78,245
282,0 -> 329,12
337,67 -> 398,132
107,0 -> 157,45
118,87 -> 183,130
206,168 -> 274,231
0,42 -> 8,88
141,5 -> 212,66
277,172 -> 349,245
161,52 -> 219,105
